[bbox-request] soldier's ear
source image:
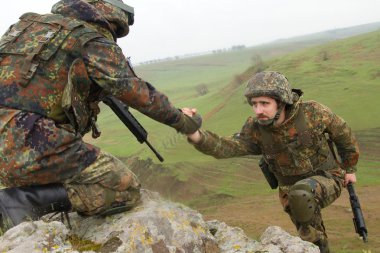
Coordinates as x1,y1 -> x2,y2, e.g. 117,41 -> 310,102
274,99 -> 281,109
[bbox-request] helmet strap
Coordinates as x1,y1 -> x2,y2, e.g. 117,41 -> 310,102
257,102 -> 285,126
274,103 -> 285,121
273,103 -> 286,125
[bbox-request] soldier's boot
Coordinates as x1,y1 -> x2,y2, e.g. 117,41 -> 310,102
296,224 -> 329,253
0,184 -> 72,234
98,201 -> 137,216
314,238 -> 330,253
96,187 -> 142,217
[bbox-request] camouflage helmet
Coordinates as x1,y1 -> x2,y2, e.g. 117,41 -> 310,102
244,71 -> 293,105
87,0 -> 134,38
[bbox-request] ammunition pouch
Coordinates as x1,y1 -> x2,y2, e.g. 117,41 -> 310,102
62,58 -> 100,137
259,157 -> 278,189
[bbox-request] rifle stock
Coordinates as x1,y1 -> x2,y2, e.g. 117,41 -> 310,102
101,95 -> 164,162
347,182 -> 368,242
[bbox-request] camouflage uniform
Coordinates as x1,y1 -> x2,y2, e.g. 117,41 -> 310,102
189,72 -> 359,252
0,0 -> 197,216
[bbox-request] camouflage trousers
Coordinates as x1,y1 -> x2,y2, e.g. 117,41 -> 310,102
279,172 -> 344,250
64,151 -> 141,216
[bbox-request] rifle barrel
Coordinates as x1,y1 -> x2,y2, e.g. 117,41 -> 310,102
102,95 -> 164,162
347,183 -> 368,242
145,140 -> 164,162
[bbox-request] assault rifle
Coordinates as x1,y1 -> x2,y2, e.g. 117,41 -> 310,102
326,136 -> 368,242
101,95 -> 164,162
347,182 -> 368,242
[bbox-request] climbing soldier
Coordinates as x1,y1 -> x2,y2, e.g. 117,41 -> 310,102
183,71 -> 359,253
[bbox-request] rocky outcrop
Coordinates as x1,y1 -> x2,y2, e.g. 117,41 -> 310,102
0,190 -> 319,253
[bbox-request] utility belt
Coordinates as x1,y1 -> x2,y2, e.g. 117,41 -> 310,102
275,169 -> 337,186
262,151 -> 340,187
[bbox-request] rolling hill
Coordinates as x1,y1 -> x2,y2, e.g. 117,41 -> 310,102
87,25 -> 380,253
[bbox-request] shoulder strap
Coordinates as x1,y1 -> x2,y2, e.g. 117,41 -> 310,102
20,13 -> 83,30
0,16 -> 34,50
16,14 -> 88,87
294,103 -> 314,147
258,124 -> 284,161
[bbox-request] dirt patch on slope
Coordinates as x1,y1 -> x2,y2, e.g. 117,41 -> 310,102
198,185 -> 379,253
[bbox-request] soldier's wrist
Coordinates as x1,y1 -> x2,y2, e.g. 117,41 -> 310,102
187,130 -> 206,145
187,130 -> 202,144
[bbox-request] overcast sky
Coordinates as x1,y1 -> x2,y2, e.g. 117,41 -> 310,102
1,0 -> 380,63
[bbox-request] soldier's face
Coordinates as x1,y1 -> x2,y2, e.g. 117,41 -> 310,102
251,96 -> 278,123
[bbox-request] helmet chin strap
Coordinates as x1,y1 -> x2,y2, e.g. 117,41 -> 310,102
258,103 -> 285,126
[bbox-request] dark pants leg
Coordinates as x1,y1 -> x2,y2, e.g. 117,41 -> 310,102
279,174 -> 343,253
64,151 -> 141,216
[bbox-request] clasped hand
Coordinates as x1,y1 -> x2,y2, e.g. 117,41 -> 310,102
181,107 -> 202,143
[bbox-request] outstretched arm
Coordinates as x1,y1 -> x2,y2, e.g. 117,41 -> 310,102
83,38 -> 199,133
182,108 -> 261,159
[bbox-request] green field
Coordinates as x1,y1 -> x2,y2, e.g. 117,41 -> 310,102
87,29 -> 380,253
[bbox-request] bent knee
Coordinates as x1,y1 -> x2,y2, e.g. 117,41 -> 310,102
288,182 -> 317,224
64,183 -> 141,216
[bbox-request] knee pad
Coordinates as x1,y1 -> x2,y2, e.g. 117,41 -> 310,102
288,183 -> 316,224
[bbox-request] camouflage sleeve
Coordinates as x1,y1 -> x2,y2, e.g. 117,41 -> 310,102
313,102 -> 359,173
82,38 -> 181,126
189,117 -> 262,159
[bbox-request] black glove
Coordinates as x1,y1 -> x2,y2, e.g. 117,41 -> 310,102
172,113 -> 202,134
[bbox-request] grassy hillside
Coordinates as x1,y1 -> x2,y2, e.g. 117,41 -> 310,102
268,31 -> 380,131
269,21 -> 380,46
89,29 -> 380,158
87,30 -> 380,253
